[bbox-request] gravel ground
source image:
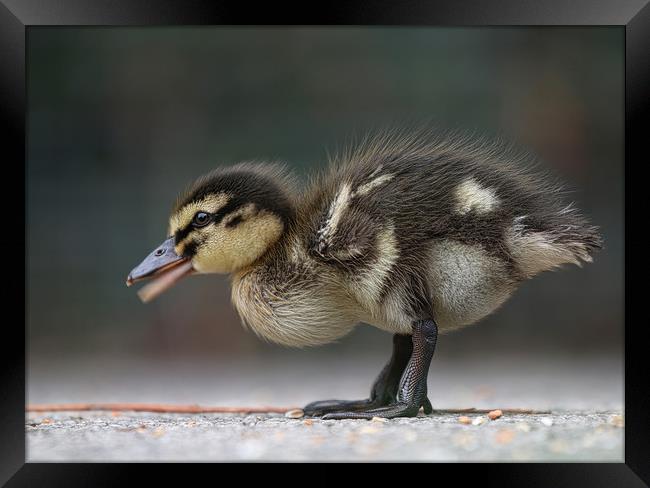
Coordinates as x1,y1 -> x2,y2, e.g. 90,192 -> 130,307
27,354 -> 623,461
27,410 -> 623,462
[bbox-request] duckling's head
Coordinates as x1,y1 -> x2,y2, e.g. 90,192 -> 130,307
126,163 -> 294,301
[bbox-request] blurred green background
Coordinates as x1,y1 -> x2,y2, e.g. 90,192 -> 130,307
27,27 -> 623,366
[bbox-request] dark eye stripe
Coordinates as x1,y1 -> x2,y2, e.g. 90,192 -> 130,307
182,240 -> 198,257
174,224 -> 194,244
174,198 -> 251,245
225,215 -> 243,228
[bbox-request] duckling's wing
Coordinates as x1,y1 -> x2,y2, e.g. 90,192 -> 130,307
307,185 -> 381,267
304,162 -> 401,270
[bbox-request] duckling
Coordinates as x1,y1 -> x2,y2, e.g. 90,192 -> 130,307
126,129 -> 602,420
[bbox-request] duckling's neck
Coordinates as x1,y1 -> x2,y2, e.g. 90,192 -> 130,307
230,233 -> 359,347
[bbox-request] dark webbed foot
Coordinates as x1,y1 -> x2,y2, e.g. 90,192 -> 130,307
303,398 -> 381,417
303,333 -> 415,417
305,397 -> 433,418
317,319 -> 438,420
321,403 -> 417,420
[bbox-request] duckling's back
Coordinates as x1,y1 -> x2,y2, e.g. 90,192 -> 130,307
302,130 -> 602,332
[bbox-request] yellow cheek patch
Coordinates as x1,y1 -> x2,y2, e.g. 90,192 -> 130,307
192,210 -> 284,274
168,193 -> 230,237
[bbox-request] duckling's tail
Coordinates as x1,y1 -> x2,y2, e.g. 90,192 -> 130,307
553,227 -> 602,268
507,207 -> 602,278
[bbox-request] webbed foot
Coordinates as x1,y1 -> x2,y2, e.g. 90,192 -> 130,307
312,319 -> 438,421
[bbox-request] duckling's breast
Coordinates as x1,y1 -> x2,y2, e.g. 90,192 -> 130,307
231,250 -> 359,347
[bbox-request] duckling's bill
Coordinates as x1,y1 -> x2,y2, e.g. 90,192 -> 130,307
126,236 -> 195,303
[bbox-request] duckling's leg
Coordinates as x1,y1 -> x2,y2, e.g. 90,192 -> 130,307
320,319 -> 438,420
303,333 -> 419,417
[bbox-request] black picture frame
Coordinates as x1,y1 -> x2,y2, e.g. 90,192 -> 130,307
3,0 -> 647,484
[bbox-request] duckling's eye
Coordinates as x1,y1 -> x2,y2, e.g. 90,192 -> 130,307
192,212 -> 211,227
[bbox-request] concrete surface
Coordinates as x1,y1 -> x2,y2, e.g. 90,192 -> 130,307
27,410 -> 623,462
27,353 -> 624,461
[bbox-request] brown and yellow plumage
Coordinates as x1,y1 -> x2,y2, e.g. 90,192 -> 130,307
128,128 -> 601,419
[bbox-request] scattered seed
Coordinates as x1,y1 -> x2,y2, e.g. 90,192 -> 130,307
41,418 -> 53,424
458,416 -> 472,424
303,419 -> 314,426
284,409 -> 304,419
609,415 -> 624,428
488,409 -> 503,420
371,416 -> 388,423
472,416 -> 487,426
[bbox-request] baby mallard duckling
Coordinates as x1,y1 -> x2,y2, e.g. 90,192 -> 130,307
127,130 -> 601,420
